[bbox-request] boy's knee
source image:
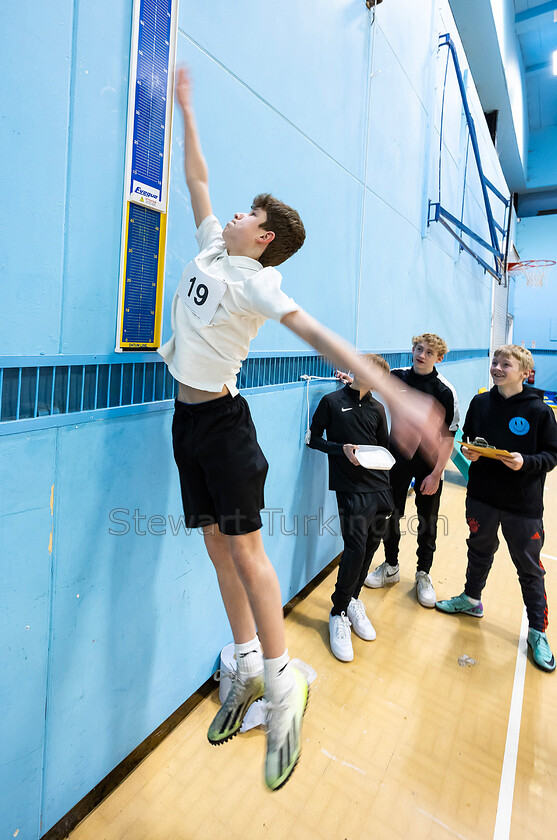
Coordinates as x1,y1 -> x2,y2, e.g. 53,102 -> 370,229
229,531 -> 258,560
230,552 -> 266,588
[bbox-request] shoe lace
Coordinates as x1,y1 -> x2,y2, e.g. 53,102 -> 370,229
349,600 -> 366,622
221,669 -> 250,709
334,612 -> 351,640
535,633 -> 552,657
265,693 -> 291,747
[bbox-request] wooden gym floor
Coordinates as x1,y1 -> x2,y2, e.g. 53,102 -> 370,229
68,463 -> 557,840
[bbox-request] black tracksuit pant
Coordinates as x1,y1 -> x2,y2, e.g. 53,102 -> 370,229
332,489 -> 393,615
464,496 -> 548,632
383,457 -> 442,574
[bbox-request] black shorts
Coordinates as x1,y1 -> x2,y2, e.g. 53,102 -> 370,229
172,393 -> 268,536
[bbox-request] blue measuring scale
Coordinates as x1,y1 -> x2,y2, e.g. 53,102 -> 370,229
130,0 -> 172,207
122,204 -> 162,345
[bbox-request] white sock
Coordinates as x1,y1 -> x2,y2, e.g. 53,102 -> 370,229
234,636 -> 263,677
264,649 -> 294,702
464,593 -> 480,605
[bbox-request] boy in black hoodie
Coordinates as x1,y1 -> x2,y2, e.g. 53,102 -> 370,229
436,345 -> 557,672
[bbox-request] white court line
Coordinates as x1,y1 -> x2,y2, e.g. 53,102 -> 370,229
541,553 -> 557,562
320,748 -> 366,776
415,808 -> 469,840
493,608 -> 529,840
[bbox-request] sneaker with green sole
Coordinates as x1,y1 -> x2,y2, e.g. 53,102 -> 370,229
435,592 -> 483,617
527,628 -> 556,672
264,666 -> 309,791
207,671 -> 264,745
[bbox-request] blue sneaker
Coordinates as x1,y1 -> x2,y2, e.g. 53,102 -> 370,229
527,629 -> 556,672
435,593 -> 483,617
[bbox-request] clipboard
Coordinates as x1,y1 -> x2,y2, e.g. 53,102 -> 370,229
459,440 -> 511,459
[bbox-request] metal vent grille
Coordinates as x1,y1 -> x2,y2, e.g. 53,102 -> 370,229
0,348 -> 488,428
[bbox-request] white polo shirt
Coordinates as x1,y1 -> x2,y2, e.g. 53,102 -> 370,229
159,215 -> 299,396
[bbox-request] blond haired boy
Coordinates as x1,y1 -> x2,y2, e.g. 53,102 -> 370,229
436,345 -> 557,671
365,334 -> 460,607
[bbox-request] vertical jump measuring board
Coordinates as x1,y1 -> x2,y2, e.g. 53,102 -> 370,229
117,0 -> 178,351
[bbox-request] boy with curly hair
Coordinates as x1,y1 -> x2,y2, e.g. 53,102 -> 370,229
364,334 -> 459,607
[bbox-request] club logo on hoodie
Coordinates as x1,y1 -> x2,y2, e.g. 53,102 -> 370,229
509,416 -> 530,436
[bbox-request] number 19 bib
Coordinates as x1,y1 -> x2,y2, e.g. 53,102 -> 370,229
178,259 -> 226,325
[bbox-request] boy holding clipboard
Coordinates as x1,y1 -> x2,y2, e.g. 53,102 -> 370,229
436,346 -> 557,671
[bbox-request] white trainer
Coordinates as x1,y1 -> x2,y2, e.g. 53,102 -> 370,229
364,561 -> 400,589
264,666 -> 309,791
329,612 -> 353,662
415,571 -> 436,608
347,598 -> 376,641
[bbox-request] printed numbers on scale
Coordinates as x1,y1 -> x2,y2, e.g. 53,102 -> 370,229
186,276 -> 209,307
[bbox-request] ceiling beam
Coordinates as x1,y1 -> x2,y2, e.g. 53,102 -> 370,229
516,1 -> 557,25
525,60 -> 552,75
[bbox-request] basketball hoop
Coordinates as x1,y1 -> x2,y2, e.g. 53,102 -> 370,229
507,260 -> 556,288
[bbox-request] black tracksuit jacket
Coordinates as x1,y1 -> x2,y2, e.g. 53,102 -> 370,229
308,384 -> 390,493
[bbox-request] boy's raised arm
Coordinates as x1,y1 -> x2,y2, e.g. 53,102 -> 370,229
281,309 -> 443,462
175,67 -> 212,228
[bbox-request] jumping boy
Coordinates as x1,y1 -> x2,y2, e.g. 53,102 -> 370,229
308,355 -> 393,661
436,345 -> 557,672
160,67 -> 443,791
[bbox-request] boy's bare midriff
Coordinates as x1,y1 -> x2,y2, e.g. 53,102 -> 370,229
178,382 -> 229,404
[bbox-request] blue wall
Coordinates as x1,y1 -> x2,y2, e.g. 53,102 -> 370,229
528,126 -> 557,190
1,1 -> 509,836
513,215 -> 557,389
490,0 -> 528,174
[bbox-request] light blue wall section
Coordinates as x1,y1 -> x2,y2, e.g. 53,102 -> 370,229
166,40 -> 365,351
514,215 -> 557,390
354,1 -> 506,355
440,357 -> 490,415
0,433 -> 55,840
30,384 -> 340,833
527,126 -> 557,190
2,1 -> 509,836
525,355 -> 557,392
490,0 -> 528,170
0,2 -> 72,355
59,1 -> 133,353
181,0 -> 371,179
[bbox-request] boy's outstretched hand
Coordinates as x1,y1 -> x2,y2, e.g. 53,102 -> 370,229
175,66 -> 193,111
335,366 -> 442,463
174,65 -> 212,227
386,385 -> 444,464
281,310 -> 444,464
